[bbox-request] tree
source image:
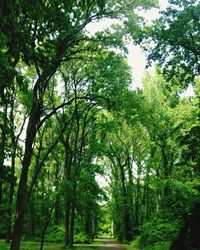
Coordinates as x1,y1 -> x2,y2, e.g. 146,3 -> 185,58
56,41 -> 133,247
5,2 -> 127,249
135,70 -> 200,249
135,0 -> 200,86
100,109 -> 149,242
0,1 -> 164,249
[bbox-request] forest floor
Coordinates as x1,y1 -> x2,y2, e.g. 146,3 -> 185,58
0,238 -> 138,250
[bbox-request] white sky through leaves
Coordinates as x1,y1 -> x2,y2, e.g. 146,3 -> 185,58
86,0 -> 169,89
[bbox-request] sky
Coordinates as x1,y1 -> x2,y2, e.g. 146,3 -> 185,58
127,0 -> 169,89
86,0 -> 169,90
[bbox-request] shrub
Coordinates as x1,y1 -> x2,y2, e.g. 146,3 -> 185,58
143,242 -> 171,250
44,225 -> 65,243
140,220 -> 179,248
74,232 -> 92,244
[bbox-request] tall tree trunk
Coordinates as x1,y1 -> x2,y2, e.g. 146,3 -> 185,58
161,142 -> 172,197
0,92 -> 8,239
144,170 -> 150,221
135,161 -> 142,227
64,141 -> 72,247
127,160 -> 134,240
6,93 -> 16,243
54,164 -> 62,225
10,82 -> 44,250
118,163 -> 130,242
10,140 -> 35,250
135,176 -> 140,227
6,146 -> 16,243
40,204 -> 54,250
30,197 -> 36,237
69,195 -> 76,248
65,203 -> 71,247
0,90 -> 7,218
66,92 -> 79,248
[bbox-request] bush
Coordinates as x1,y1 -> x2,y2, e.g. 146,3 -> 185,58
140,220 -> 180,249
74,232 -> 92,244
44,225 -> 93,244
130,236 -> 141,248
44,225 -> 65,243
143,242 -> 171,250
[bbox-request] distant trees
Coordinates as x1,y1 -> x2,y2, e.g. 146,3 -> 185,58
99,69 -> 200,249
126,2 -> 200,246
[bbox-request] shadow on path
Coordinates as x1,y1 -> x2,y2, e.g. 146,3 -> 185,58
94,238 -> 125,250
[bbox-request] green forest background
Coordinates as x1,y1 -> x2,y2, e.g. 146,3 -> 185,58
0,0 -> 199,250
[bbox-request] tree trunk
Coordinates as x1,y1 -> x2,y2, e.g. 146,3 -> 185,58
145,171 -> 150,221
126,160 -> 134,240
135,176 -> 140,227
6,147 -> 16,243
65,204 -> 71,247
30,197 -> 36,237
118,163 -> 130,242
40,204 -> 54,250
6,94 -> 16,243
10,145 -> 34,250
161,143 -> 172,197
0,90 -> 7,227
69,197 -> 76,248
10,83 -> 43,250
135,161 -> 142,227
54,194 -> 62,225
64,141 -> 72,247
54,163 -> 62,225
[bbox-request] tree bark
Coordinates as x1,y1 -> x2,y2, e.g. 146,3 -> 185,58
0,90 -> 7,221
69,194 -> 76,248
64,141 -> 72,247
135,175 -> 140,226
40,204 -> 54,250
6,143 -> 16,243
54,163 -> 62,225
10,79 -> 45,250
118,162 -> 130,242
10,137 -> 35,250
65,204 -> 71,247
6,92 -> 17,243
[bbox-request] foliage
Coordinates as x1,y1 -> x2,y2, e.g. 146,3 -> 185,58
0,240 -> 100,250
0,0 -> 199,249
44,226 -> 65,243
134,0 -> 200,87
140,220 -> 180,249
74,232 -> 92,244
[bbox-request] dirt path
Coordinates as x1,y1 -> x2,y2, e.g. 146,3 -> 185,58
95,238 -> 125,250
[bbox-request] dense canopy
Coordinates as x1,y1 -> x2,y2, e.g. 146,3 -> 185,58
0,1 -> 199,250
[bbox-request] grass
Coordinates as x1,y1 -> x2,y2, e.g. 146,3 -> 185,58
1,241 -> 62,250
0,240 -> 102,250
0,239 -> 139,250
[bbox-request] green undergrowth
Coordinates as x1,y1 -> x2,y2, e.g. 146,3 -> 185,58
43,226 -> 98,245
124,246 -> 139,250
0,241 -> 63,250
129,219 -> 179,250
0,240 -> 102,250
0,239 -> 139,250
